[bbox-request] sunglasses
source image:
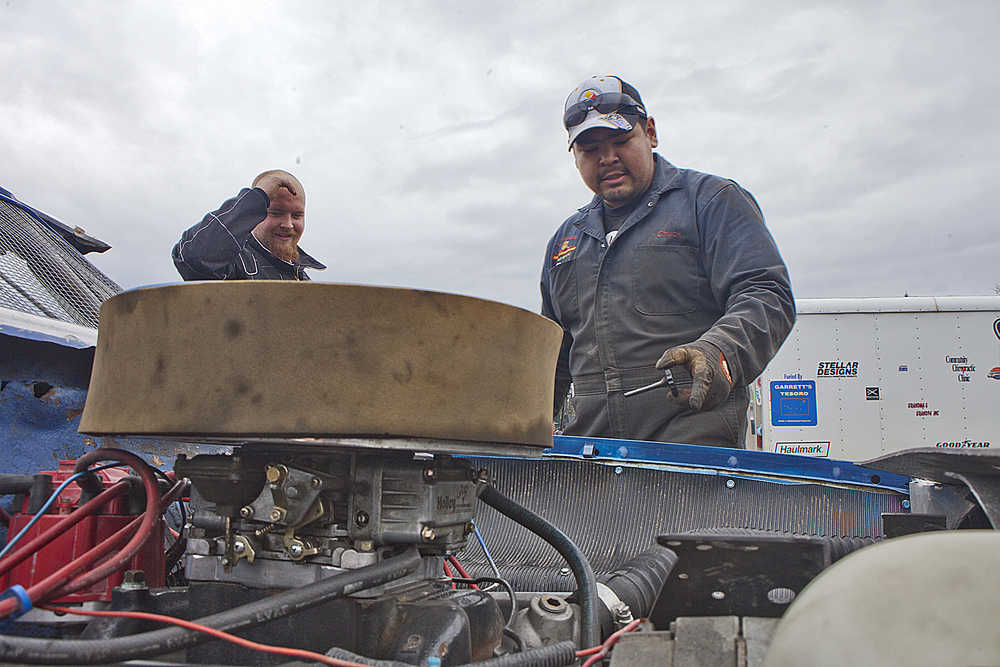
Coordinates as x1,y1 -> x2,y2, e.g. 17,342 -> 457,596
563,92 -> 645,128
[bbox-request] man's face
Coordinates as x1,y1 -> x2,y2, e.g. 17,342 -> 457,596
252,186 -> 305,263
572,117 -> 658,208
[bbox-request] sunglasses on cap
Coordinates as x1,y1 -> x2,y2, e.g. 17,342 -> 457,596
563,92 -> 646,128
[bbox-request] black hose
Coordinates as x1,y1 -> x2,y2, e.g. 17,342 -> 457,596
324,640 -> 577,667
0,547 -> 422,664
599,544 -> 677,618
471,642 -> 576,667
478,485 -> 600,649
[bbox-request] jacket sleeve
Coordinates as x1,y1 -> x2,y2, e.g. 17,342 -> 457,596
171,188 -> 269,280
695,183 -> 796,386
540,241 -> 573,417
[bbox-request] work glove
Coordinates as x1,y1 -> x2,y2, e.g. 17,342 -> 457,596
656,340 -> 733,412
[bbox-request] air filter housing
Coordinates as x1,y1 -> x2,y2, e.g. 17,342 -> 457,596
80,282 -> 563,449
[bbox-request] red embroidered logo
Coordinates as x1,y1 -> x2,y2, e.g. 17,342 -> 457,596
552,236 -> 578,262
552,239 -> 577,262
656,230 -> 681,239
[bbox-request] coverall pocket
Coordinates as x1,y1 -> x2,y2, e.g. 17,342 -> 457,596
632,244 -> 700,316
548,258 -> 581,327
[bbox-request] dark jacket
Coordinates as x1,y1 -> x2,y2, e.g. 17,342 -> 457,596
172,188 -> 325,281
540,155 -> 795,446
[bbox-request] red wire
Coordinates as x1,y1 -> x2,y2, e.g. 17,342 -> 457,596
38,604 -> 371,667
50,480 -> 183,600
442,559 -> 457,589
446,555 -> 480,590
0,451 -> 166,617
578,617 -> 644,665
0,480 -> 130,577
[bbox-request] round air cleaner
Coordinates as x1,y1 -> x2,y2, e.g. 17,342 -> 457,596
80,283 -> 563,448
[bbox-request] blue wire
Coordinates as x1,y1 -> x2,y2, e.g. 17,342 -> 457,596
0,463 -> 122,561
471,519 -> 502,579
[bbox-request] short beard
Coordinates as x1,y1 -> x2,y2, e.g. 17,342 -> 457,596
264,237 -> 300,264
600,185 -> 638,208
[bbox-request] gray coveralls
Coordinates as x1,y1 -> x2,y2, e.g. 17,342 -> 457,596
540,155 -> 795,447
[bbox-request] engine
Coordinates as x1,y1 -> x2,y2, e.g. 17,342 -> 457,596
3,282 -> 998,666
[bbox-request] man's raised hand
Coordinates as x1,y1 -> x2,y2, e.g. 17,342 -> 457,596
253,173 -> 298,202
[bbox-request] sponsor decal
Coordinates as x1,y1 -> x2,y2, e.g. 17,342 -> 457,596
817,361 -> 858,377
898,364 -> 908,372
655,229 -> 682,240
866,387 -> 880,400
988,367 -> 1000,381
783,372 -> 803,380
552,236 -> 578,263
945,355 -> 975,383
775,441 -> 830,457
770,381 -> 817,426
580,89 -> 600,102
936,440 -> 991,449
994,318 -> 1000,341
907,401 -> 939,417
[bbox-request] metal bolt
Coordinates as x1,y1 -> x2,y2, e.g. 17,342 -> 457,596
287,543 -> 304,559
725,479 -> 736,489
901,499 -> 911,509
614,466 -> 623,475
232,540 -> 245,554
265,465 -> 284,483
558,567 -> 570,577
239,506 -> 253,518
286,486 -> 299,499
477,469 -> 489,483
423,468 -> 435,481
465,522 -> 474,535
311,477 -> 321,488
355,511 -> 369,527
613,603 -> 633,623
269,508 -> 283,522
421,526 -> 436,541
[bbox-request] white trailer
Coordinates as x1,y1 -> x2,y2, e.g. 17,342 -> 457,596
749,296 -> 1000,461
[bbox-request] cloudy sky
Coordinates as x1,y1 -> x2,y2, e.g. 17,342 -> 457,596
3,0 -> 998,311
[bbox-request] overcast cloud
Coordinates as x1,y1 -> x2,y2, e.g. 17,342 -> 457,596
3,0 -> 998,311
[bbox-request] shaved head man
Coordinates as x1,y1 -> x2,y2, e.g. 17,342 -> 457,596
249,170 -> 306,264
172,169 -> 325,281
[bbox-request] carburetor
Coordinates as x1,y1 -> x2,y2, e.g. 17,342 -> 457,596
175,447 -> 483,588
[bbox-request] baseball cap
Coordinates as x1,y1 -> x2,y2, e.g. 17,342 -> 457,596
564,75 -> 647,148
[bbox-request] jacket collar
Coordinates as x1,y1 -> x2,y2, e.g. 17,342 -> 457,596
250,234 -> 327,271
573,154 -> 682,240
296,248 -> 326,270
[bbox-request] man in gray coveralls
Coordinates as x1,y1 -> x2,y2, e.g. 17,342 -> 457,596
541,75 -> 795,448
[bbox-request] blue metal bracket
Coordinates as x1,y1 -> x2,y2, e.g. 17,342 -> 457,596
545,435 -> 910,494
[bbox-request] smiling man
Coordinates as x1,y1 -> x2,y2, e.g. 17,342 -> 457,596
541,75 -> 795,447
172,170 -> 325,281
